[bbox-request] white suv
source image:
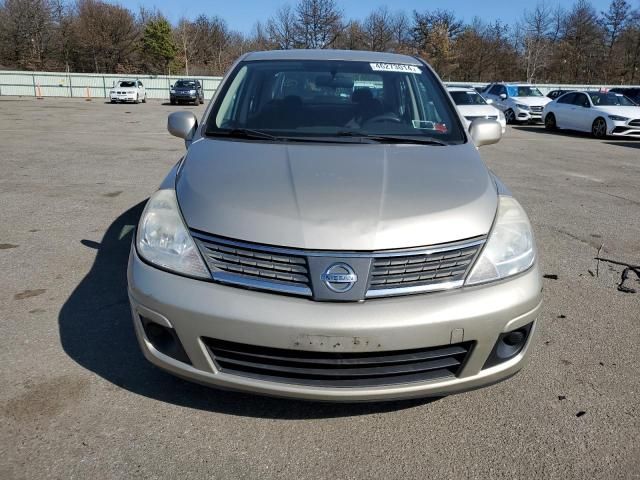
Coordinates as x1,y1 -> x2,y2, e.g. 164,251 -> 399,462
483,83 -> 550,124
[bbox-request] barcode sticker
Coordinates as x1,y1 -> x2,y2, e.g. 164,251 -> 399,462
370,63 -> 421,74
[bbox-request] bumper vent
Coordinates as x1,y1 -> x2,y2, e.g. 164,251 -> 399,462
629,119 -> 640,127
204,337 -> 473,387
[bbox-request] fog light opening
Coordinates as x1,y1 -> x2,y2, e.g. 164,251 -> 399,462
140,316 -> 191,365
483,322 -> 533,369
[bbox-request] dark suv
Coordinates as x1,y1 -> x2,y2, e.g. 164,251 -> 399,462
609,87 -> 640,105
170,79 -> 204,105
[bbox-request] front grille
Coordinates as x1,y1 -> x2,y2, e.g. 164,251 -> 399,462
367,242 -> 481,296
530,106 -> 543,113
465,115 -> 497,121
204,337 -> 473,387
192,231 -> 484,300
629,119 -> 640,127
193,233 -> 312,296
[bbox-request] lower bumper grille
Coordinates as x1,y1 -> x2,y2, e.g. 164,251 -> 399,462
204,338 -> 473,387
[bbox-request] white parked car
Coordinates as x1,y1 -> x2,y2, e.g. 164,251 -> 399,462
483,83 -> 551,124
448,87 -> 506,134
543,91 -> 640,138
109,80 -> 146,104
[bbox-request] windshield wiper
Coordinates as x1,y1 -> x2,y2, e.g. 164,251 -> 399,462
207,128 -> 281,141
336,131 -> 448,146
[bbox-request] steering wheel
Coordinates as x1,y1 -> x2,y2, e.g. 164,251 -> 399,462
364,113 -> 402,125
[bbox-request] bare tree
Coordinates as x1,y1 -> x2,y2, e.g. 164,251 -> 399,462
267,4 -> 296,49
294,0 -> 343,48
175,17 -> 198,75
600,0 -> 630,81
362,6 -> 394,52
520,3 -> 555,82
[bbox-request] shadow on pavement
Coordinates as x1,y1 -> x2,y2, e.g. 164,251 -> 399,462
59,202 -> 437,419
603,141 -> 640,149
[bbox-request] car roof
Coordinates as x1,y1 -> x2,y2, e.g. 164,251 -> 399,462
243,49 -> 421,65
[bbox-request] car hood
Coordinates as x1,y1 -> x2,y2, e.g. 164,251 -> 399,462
512,96 -> 551,107
176,139 -> 498,250
456,104 -> 500,118
593,105 -> 640,117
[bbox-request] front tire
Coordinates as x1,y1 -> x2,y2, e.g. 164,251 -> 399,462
544,113 -> 557,130
504,109 -> 515,124
135,94 -> 140,104
142,95 -> 146,103
592,117 -> 607,138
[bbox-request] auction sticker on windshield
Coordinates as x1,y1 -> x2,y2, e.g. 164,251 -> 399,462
370,63 -> 421,74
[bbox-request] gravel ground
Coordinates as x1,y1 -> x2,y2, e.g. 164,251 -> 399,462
0,97 -> 638,479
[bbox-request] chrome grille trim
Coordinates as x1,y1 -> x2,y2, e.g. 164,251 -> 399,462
465,115 -> 498,121
191,230 -> 486,299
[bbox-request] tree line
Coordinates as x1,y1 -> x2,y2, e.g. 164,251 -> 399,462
1,0 -> 639,84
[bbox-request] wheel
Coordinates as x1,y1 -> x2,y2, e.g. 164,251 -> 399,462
110,100 -> 116,104
170,99 -> 176,105
142,95 -> 146,103
199,98 -> 204,105
135,94 -> 140,104
592,117 -> 607,138
504,109 -> 515,124
544,113 -> 556,130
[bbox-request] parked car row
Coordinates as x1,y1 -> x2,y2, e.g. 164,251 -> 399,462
447,82 -> 640,138
108,78 -> 205,105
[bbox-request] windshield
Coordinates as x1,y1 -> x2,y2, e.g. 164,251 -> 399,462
449,91 -> 487,105
205,60 -> 465,144
507,86 -> 543,97
175,81 -> 196,88
589,92 -> 636,106
118,81 -> 136,88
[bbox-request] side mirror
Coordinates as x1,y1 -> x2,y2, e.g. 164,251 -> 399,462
168,111 -> 197,148
469,118 -> 502,147
485,98 -> 494,104
499,93 -> 507,100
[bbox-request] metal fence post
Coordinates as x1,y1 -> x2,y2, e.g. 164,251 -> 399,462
32,73 -> 36,97
102,75 -> 106,98
69,74 -> 73,97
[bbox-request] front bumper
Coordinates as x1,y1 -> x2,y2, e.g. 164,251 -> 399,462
610,121 -> 640,137
170,93 -> 198,101
128,247 -> 543,401
110,93 -> 137,102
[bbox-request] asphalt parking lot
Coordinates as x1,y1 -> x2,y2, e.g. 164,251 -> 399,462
1,97 -> 638,479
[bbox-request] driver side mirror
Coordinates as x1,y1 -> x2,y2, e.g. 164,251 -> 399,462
469,118 -> 502,147
485,98 -> 494,104
168,111 -> 198,148
499,93 -> 507,100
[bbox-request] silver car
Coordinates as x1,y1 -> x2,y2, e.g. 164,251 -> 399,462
128,50 -> 542,401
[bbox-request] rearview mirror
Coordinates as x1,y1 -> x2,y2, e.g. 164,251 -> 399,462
469,118 -> 502,147
168,111 -> 197,148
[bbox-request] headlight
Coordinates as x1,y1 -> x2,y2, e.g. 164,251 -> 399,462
608,115 -> 628,121
189,89 -> 196,94
110,90 -> 115,94
170,89 -> 176,94
516,104 -> 530,111
466,196 -> 535,285
136,189 -> 210,279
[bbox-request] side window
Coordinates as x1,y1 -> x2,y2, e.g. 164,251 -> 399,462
499,86 -> 507,97
489,85 -> 500,95
572,93 -> 588,107
557,93 -> 576,104
138,81 -> 143,87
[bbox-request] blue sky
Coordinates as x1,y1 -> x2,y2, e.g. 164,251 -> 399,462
125,0 -> 616,32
